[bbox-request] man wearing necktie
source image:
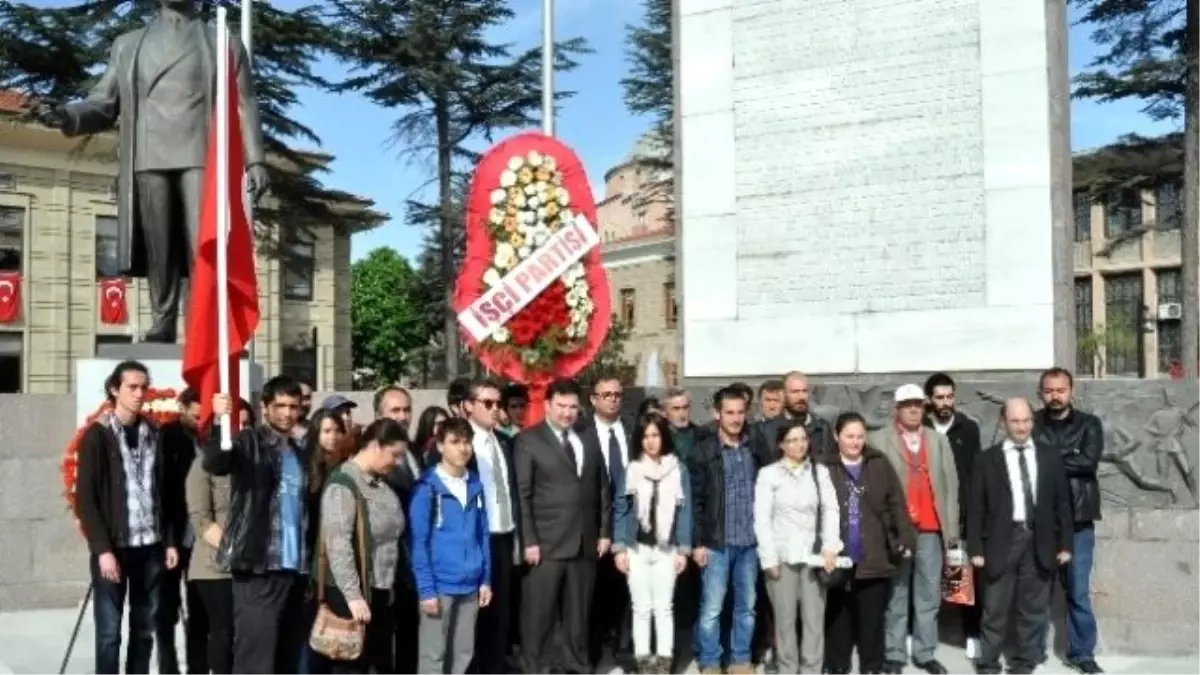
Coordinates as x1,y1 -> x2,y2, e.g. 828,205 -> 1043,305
578,375 -> 636,672
515,378 -> 611,674
461,379 -> 522,673
966,398 -> 1073,675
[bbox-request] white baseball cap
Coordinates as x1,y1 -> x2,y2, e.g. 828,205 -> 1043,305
894,384 -> 925,405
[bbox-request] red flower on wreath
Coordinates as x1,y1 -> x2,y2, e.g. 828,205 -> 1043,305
506,281 -> 569,347
61,388 -> 181,530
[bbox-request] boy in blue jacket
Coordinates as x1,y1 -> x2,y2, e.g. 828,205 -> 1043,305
409,417 -> 493,674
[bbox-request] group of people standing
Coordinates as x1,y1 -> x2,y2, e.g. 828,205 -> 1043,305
73,360 -> 1106,675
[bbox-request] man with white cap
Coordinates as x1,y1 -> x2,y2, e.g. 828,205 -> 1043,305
868,384 -> 959,675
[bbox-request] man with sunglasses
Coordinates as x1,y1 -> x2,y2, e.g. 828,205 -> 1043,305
463,378 -> 522,673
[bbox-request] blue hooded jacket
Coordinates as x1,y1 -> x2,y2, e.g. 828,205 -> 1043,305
408,466 -> 492,601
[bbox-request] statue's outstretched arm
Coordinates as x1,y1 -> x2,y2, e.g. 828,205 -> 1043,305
62,40 -> 122,137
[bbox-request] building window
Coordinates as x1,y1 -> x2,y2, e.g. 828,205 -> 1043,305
664,282 -> 677,329
0,331 -> 21,392
95,215 -> 120,278
1156,268 -> 1183,373
282,343 -> 317,386
620,288 -> 636,328
1155,180 -> 1182,230
283,233 -> 315,301
0,206 -> 24,273
1103,273 -> 1143,377
1103,188 -> 1142,238
1072,191 -> 1091,242
95,334 -> 132,356
1074,278 -> 1093,376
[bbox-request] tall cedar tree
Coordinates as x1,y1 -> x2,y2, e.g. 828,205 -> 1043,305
0,0 -> 381,260
620,0 -> 673,217
329,0 -> 587,380
1073,0 -> 1198,376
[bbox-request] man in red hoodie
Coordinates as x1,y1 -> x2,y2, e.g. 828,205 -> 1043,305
868,384 -> 960,675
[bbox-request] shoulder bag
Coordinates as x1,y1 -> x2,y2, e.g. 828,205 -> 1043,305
309,487 -> 369,661
810,462 -> 849,589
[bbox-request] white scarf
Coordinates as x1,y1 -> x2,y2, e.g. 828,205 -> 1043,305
625,455 -> 684,546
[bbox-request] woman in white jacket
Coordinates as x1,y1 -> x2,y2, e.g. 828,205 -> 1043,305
754,420 -> 842,674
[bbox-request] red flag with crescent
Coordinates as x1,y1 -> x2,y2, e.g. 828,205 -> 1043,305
99,278 -> 129,325
0,271 -> 21,323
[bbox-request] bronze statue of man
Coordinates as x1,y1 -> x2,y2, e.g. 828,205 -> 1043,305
39,0 -> 269,343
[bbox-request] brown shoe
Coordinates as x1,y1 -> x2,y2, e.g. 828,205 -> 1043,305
728,664 -> 755,675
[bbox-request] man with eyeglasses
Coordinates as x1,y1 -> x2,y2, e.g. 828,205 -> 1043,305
463,378 -> 522,673
578,374 -> 635,672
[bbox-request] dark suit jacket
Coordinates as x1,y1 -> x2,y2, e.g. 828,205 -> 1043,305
467,430 -> 523,551
576,413 -> 634,502
515,422 -> 611,561
966,441 -> 1074,580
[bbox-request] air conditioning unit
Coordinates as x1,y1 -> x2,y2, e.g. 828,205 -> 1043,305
1158,302 -> 1183,320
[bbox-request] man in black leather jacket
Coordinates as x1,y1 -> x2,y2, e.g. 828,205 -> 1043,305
1033,367 -> 1105,675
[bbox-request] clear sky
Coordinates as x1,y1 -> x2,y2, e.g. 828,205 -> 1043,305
30,0 -> 1180,261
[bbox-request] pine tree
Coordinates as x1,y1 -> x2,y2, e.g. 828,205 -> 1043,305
620,0 -> 673,217
328,0 -> 588,381
1072,0 -> 1198,377
0,0 -> 378,252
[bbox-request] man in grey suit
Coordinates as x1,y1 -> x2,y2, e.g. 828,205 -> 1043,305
39,0 -> 269,343
516,377 -> 612,674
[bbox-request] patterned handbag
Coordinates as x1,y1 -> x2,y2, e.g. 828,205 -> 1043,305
309,495 -> 369,661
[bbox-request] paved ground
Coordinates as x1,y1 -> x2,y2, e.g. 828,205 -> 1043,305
1,606 -> 1196,674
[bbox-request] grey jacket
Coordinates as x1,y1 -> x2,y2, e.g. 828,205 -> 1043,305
869,426 -> 960,544
753,459 -> 842,569
185,457 -> 232,580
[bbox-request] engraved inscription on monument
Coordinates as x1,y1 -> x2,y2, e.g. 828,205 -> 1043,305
731,0 -> 987,316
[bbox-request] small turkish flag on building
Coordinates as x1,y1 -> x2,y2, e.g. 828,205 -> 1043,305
0,271 -> 21,323
99,278 -> 129,325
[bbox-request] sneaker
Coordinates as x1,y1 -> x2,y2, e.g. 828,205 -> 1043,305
965,638 -> 980,659
914,659 -> 948,674
883,660 -> 906,674
1067,659 -> 1104,674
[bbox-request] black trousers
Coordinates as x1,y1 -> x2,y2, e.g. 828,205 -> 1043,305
977,526 -> 1052,674
752,569 -> 775,663
231,571 -> 307,673
673,558 -> 703,670
824,575 -> 890,673
157,549 -> 208,675
590,551 -> 633,665
474,532 -> 516,673
522,556 -> 596,674
134,169 -> 202,338
393,575 -> 420,674
193,579 -> 234,674
312,587 -> 395,675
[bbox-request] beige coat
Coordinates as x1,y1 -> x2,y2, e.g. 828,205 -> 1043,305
185,456 -> 233,580
868,426 -> 960,544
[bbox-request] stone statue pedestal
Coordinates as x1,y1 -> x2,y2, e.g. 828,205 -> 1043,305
75,342 -> 261,425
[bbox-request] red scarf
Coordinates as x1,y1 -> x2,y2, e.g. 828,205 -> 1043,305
898,425 -> 940,532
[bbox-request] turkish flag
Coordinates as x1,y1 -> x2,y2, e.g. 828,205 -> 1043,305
181,47 -> 260,433
98,278 -> 128,325
0,271 -> 21,323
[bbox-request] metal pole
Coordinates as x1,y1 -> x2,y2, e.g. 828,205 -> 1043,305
541,0 -> 554,136
241,0 -> 259,383
58,583 -> 92,674
240,0 -> 252,62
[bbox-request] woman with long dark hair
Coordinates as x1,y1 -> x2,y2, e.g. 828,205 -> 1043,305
822,412 -> 914,674
613,414 -> 693,674
298,409 -> 347,674
412,406 -> 449,468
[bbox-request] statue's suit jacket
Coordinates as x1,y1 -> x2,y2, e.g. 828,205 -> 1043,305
60,19 -> 266,278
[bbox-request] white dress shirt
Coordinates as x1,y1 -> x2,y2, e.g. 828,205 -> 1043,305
547,421 -> 585,477
471,421 -> 515,534
436,465 -> 470,506
594,416 -> 629,473
1002,439 -> 1038,523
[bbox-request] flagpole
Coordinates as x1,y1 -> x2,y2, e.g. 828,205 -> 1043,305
216,7 -> 234,450
240,0 -> 258,381
541,0 -> 554,136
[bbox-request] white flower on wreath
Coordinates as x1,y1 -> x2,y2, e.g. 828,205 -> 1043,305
556,186 -> 571,207
518,245 -> 532,260
563,262 -> 585,284
500,170 -> 517,188
494,243 -> 517,270
521,211 -> 537,226
566,283 -> 587,308
507,156 -> 525,171
527,151 -> 544,167
490,188 -> 506,205
488,207 -> 505,226
531,229 -> 549,247
483,268 -> 502,288
491,326 -> 511,343
524,183 -> 538,196
544,156 -> 557,171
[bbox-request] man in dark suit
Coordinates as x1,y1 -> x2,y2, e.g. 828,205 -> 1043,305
577,374 -> 635,671
516,377 -> 611,674
967,398 -> 1073,675
461,378 -> 523,673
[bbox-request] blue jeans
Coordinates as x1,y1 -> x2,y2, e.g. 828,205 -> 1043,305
91,545 -> 164,674
697,545 -> 758,669
1063,524 -> 1098,661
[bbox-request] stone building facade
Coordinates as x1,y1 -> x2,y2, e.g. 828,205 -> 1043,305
1072,138 -> 1186,379
597,135 -> 679,385
0,93 -> 376,392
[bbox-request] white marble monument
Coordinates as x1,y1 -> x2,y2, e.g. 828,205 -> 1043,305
677,0 -> 1067,378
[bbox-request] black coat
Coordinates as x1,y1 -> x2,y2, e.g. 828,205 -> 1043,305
756,411 -> 836,463
824,447 -> 916,579
688,431 -> 767,549
1032,408 -> 1104,523
966,442 -> 1074,580
202,425 -> 307,573
159,420 -> 199,547
514,422 -> 611,560
925,412 -> 983,536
